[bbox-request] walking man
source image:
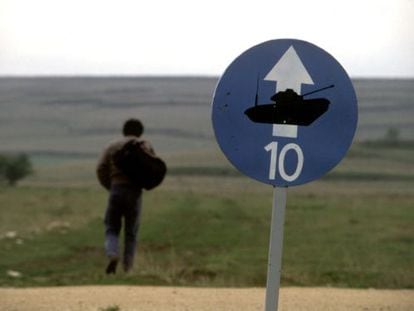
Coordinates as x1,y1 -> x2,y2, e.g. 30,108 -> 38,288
96,118 -> 154,274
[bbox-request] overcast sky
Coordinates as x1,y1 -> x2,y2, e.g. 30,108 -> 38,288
1,0 -> 413,77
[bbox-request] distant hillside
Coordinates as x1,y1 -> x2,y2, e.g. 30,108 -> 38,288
0,77 -> 413,157
352,79 -> 414,141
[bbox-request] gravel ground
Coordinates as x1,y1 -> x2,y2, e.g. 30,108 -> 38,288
1,286 -> 413,311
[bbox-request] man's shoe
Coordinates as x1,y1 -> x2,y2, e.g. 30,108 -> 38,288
105,257 -> 119,274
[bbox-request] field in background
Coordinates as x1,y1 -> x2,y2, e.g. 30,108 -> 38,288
1,77 -> 413,155
0,77 -> 413,289
1,77 -> 413,186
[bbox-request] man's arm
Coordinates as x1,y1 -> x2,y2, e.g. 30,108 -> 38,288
96,147 -> 112,190
141,140 -> 155,156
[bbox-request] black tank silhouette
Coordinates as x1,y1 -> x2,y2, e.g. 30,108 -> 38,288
244,83 -> 334,126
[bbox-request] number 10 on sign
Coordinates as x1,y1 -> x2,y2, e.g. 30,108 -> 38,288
264,142 -> 304,182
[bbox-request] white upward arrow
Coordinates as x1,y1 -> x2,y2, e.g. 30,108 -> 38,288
264,46 -> 314,138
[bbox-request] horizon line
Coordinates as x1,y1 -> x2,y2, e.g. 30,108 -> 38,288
0,74 -> 413,80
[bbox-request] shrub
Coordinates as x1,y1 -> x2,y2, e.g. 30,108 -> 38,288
384,127 -> 400,144
0,153 -> 33,186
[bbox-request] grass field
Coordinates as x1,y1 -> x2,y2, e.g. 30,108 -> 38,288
0,77 -> 413,289
0,178 -> 412,288
0,140 -> 413,289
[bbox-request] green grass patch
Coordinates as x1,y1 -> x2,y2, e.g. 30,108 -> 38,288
168,166 -> 241,177
362,140 -> 414,150
324,171 -> 414,182
0,187 -> 412,289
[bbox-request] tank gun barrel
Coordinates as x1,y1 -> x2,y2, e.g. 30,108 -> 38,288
302,84 -> 334,97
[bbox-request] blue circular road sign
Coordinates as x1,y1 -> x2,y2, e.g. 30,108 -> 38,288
212,39 -> 358,187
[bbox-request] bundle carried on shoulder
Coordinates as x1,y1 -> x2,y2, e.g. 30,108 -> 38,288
113,139 -> 167,190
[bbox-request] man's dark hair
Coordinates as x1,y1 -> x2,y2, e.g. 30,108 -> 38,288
123,119 -> 144,137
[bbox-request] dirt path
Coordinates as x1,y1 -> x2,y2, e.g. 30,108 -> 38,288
1,286 -> 413,311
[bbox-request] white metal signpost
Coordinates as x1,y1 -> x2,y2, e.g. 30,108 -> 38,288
211,39 -> 358,310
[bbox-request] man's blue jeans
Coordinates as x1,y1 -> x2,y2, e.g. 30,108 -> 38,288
104,184 -> 142,269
